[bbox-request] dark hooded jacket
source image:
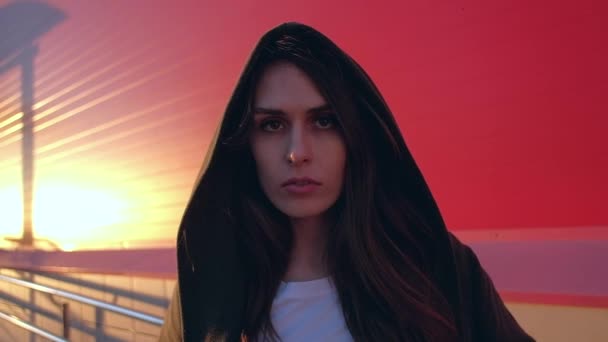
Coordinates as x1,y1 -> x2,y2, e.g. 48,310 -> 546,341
159,22 -> 536,342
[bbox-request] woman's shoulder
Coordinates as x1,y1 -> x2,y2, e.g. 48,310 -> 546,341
159,284 -> 183,342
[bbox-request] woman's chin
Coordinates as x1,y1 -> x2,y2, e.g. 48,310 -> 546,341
276,204 -> 330,221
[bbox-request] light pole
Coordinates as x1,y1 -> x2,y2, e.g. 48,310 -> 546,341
0,1 -> 65,249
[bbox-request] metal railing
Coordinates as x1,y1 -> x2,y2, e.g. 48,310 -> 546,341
0,272 -> 164,340
0,311 -> 68,342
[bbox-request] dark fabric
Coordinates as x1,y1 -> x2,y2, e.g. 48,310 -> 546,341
172,22 -> 535,342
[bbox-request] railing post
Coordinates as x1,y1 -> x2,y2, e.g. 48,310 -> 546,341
61,302 -> 69,339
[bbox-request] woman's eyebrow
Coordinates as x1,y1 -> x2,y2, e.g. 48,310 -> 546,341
253,104 -> 331,116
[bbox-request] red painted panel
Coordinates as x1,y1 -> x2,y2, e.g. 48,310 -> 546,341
1,0 -> 606,247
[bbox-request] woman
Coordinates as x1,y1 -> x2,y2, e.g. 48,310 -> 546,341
159,22 -> 535,342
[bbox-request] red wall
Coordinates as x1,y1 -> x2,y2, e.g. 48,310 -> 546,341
1,0 -> 606,247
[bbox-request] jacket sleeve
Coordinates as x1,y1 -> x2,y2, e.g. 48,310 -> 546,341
159,284 -> 184,342
449,233 -> 536,342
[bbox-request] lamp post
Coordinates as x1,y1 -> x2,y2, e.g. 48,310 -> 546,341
0,1 -> 65,249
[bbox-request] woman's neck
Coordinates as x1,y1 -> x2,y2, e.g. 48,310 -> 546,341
282,215 -> 330,282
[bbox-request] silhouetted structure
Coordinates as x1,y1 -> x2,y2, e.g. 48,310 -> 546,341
0,1 -> 66,248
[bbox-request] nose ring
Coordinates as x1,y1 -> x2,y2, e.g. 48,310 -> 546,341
286,152 -> 296,163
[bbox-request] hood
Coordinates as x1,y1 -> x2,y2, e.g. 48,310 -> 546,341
175,22 -> 460,342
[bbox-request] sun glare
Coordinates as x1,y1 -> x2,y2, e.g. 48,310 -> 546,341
0,180 -> 132,250
33,182 -> 128,247
0,185 -> 24,238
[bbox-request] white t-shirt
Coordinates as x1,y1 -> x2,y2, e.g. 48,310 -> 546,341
258,276 -> 354,342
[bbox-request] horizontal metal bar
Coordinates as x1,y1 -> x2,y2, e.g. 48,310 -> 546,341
0,311 -> 68,342
0,273 -> 164,325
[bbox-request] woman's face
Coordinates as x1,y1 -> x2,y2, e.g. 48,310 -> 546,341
249,62 -> 347,219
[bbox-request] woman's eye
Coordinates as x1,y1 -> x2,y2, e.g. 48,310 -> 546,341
315,115 -> 336,129
260,119 -> 283,132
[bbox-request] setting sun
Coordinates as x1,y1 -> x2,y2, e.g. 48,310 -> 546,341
0,180 -> 128,250
33,181 -> 127,247
0,185 -> 23,239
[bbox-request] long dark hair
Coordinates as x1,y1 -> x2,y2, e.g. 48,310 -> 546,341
177,22 -> 459,342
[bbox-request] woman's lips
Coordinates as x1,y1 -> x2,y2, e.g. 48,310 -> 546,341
281,177 -> 322,187
283,183 -> 319,194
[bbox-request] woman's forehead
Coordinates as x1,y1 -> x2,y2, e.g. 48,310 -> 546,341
253,62 -> 327,114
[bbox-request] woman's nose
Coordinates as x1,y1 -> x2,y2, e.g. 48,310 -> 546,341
286,124 -> 311,166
